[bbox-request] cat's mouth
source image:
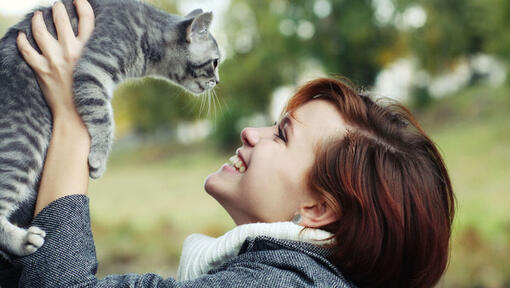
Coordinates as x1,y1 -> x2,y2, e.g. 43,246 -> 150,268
196,81 -> 206,91
188,80 -> 214,95
195,81 -> 214,93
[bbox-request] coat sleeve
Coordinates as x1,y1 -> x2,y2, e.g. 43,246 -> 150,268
14,195 -> 266,288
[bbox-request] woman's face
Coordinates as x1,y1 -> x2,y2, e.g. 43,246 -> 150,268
204,99 -> 348,225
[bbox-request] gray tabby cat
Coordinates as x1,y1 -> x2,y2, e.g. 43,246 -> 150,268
0,0 -> 220,259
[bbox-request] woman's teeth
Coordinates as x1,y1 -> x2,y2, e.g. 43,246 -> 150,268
229,155 -> 246,173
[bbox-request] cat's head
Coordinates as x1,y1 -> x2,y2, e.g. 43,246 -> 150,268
155,9 -> 221,95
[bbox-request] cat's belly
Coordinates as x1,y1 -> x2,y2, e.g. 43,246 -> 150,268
0,82 -> 52,227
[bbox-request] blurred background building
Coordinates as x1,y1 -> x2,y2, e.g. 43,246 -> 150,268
1,0 -> 509,286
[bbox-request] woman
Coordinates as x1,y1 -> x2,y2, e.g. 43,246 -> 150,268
13,0 -> 455,287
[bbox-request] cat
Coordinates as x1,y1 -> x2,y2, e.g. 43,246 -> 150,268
0,0 -> 220,260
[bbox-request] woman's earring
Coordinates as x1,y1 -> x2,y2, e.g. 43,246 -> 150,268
291,213 -> 302,225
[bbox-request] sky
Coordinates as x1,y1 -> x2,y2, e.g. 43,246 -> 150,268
0,0 -> 57,16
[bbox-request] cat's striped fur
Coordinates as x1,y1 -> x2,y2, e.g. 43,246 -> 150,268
0,0 -> 220,260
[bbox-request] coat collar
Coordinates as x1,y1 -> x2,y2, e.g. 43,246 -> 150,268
176,222 -> 334,281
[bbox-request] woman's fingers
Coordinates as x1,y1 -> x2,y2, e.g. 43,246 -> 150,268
21,0 -> 93,78
16,32 -> 48,73
75,0 -> 95,42
31,11 -> 58,58
52,2 -> 75,46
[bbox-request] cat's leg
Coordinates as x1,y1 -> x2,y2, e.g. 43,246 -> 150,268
86,107 -> 113,179
0,219 -> 45,256
73,70 -> 115,179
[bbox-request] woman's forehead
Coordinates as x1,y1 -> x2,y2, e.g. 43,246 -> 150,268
293,100 -> 344,126
291,99 -> 347,142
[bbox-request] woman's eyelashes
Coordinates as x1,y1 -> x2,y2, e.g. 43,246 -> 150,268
273,121 -> 287,143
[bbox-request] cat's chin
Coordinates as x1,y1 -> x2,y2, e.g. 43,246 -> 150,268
163,79 -> 205,95
187,86 -> 206,95
184,81 -> 208,95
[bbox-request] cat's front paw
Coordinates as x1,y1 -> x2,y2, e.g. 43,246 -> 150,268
21,226 -> 46,255
88,152 -> 107,179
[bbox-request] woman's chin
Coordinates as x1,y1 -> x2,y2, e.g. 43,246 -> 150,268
204,169 -> 226,196
205,172 -> 241,201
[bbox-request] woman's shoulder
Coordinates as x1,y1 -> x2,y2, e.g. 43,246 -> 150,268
212,236 -> 356,288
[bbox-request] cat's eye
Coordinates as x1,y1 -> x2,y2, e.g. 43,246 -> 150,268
213,59 -> 219,68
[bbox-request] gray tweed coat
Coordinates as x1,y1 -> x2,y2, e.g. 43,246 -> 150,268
7,195 -> 355,287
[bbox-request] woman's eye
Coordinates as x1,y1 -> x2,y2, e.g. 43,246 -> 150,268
274,125 -> 287,143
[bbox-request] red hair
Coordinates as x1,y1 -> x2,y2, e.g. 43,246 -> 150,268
285,78 -> 455,287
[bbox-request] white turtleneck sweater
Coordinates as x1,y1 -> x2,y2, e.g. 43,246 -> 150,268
176,222 -> 334,281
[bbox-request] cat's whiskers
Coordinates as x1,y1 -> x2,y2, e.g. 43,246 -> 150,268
211,88 -> 222,119
207,89 -> 213,117
207,89 -> 212,117
205,90 -> 211,116
211,89 -> 218,120
213,86 -> 229,115
212,86 -> 231,119
198,90 -> 207,117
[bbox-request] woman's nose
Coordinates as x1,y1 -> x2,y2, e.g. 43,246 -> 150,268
241,127 -> 259,147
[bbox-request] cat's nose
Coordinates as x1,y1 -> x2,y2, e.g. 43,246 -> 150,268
208,80 -> 217,88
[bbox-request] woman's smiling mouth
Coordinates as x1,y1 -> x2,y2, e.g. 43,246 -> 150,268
228,153 -> 247,173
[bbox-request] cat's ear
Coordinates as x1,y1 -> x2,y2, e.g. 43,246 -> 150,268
185,9 -> 203,18
185,12 -> 213,43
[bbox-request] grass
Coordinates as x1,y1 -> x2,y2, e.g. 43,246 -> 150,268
89,84 -> 510,286
422,85 -> 510,287
433,115 -> 510,287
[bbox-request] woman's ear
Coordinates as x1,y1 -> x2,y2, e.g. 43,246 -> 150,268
299,200 -> 338,228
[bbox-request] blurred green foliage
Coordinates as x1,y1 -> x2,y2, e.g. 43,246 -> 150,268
394,0 -> 510,72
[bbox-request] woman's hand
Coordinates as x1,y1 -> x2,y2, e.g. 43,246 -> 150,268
16,0 -> 94,116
